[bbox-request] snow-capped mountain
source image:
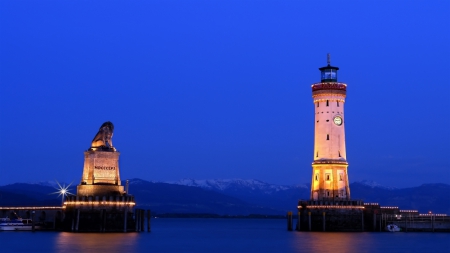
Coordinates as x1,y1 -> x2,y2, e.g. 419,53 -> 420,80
128,178 -> 159,185
167,178 -> 307,194
164,178 -> 310,212
357,180 -> 397,190
31,180 -> 77,190
29,180 -> 62,187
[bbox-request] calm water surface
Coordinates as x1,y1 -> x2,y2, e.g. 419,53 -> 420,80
1,219 -> 449,253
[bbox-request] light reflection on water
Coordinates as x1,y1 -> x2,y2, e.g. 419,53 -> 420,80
55,232 -> 138,253
291,232 -> 373,253
292,232 -> 355,252
290,232 -> 450,253
1,219 -> 449,253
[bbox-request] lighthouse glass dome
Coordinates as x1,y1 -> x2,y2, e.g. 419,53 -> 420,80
319,66 -> 339,82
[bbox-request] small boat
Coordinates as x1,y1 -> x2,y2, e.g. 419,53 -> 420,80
386,224 -> 402,232
0,217 -> 40,231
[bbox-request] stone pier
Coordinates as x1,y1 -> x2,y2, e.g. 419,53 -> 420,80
297,200 -> 364,231
63,195 -> 135,232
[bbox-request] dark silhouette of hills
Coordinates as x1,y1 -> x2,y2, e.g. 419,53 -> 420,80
351,182 -> 450,214
0,183 -> 61,206
0,179 -> 448,215
165,178 -> 310,212
167,179 -> 450,214
0,180 -> 280,215
127,179 -> 280,215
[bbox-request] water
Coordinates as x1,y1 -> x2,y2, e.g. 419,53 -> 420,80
1,219 -> 449,253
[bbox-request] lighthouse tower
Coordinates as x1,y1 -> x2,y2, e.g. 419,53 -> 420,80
310,54 -> 350,201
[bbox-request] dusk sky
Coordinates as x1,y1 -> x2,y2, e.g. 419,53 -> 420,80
1,1 -> 449,187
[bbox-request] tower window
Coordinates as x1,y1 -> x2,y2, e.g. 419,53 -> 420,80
326,100 -> 329,106
326,120 -> 329,122
316,152 -> 318,157
326,174 -> 330,181
327,134 -> 329,140
337,101 -> 340,107
338,151 -> 341,157
315,174 -> 319,181
339,174 -> 343,181
317,102 -> 319,107
327,191 -> 330,196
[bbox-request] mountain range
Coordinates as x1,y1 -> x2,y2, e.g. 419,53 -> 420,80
0,179 -> 449,215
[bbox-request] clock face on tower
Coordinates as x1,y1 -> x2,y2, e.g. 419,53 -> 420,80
333,116 -> 342,126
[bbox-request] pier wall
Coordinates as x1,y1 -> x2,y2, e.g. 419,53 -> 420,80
297,201 -> 364,231
298,208 -> 364,231
63,207 -> 134,232
295,200 -> 450,232
62,195 -> 136,232
386,215 -> 450,232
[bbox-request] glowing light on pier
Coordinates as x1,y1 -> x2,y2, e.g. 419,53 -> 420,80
51,181 -> 74,205
297,205 -> 365,209
63,201 -> 135,206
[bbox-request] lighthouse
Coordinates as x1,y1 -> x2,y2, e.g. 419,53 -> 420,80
310,54 -> 350,201
296,56 -> 373,232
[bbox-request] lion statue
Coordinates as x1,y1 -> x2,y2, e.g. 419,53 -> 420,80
91,121 -> 115,150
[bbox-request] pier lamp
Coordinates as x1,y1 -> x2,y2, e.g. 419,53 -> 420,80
52,181 -> 73,206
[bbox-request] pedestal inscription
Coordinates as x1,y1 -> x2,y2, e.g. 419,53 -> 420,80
81,151 -> 121,185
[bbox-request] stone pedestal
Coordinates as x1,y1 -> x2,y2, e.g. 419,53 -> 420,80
77,150 -> 124,196
77,184 -> 124,196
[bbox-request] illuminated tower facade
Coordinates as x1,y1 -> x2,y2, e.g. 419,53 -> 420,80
310,55 -> 350,201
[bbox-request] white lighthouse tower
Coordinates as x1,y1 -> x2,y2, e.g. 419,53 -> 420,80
310,54 -> 350,201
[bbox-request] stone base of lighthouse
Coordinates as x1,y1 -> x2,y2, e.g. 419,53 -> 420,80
301,159 -> 363,231
310,161 -> 350,201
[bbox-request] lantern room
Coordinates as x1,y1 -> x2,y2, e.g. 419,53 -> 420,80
319,54 -> 339,82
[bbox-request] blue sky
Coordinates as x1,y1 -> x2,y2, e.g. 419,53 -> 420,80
1,0 -> 449,187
